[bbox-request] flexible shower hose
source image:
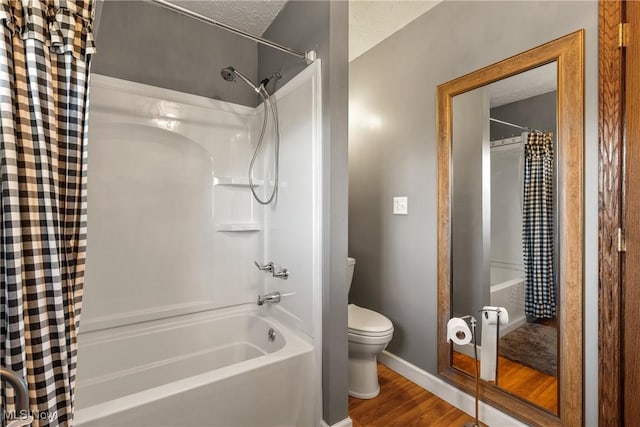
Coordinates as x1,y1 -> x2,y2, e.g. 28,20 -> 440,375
249,86 -> 280,205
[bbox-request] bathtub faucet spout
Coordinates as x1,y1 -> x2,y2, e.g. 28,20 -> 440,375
257,291 -> 281,306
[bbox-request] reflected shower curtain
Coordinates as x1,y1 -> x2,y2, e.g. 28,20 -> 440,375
0,0 -> 95,425
522,131 -> 556,318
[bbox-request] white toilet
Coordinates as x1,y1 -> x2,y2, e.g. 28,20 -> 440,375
347,257 -> 394,399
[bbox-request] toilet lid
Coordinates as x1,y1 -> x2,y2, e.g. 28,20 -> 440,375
348,304 -> 393,336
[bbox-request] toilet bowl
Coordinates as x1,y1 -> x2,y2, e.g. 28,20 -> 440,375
347,257 -> 394,399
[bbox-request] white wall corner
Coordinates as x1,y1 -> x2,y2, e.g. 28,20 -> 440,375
378,351 -> 528,427
320,417 -> 353,427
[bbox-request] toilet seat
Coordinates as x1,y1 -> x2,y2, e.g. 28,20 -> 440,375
348,304 -> 394,337
348,331 -> 393,345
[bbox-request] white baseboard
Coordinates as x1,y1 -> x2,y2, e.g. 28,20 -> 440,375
320,417 -> 352,427
378,351 -> 527,427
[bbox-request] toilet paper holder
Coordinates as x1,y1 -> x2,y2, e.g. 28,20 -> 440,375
480,306 -> 504,315
456,315 -> 480,427
457,315 -> 477,335
449,308 -> 505,427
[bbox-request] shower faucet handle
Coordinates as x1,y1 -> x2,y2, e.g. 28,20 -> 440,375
255,261 -> 275,273
273,268 -> 289,280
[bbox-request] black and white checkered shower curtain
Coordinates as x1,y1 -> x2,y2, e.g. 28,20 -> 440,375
522,132 -> 556,319
0,1 -> 95,425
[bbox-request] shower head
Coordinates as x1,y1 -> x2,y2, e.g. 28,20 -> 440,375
220,66 -> 236,82
220,66 -> 261,93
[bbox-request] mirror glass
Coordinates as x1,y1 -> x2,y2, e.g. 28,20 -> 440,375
450,62 -> 558,414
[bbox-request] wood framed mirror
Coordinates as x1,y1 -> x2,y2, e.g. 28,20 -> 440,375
437,30 -> 584,426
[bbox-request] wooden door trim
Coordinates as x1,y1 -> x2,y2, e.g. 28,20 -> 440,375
598,1 -> 624,426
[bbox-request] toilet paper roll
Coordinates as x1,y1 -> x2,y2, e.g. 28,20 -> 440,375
447,317 -> 472,345
480,306 -> 509,382
481,306 -> 509,326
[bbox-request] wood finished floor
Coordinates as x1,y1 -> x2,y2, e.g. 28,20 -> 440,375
349,364 -> 480,427
453,352 -> 557,414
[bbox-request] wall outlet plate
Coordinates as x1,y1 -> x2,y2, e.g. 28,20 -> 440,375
393,197 -> 408,215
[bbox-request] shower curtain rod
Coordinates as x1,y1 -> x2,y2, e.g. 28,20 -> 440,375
150,0 -> 317,64
489,117 -> 531,131
489,117 -> 552,136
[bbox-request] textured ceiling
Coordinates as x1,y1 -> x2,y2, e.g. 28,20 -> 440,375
488,62 -> 557,108
349,1 -> 442,62
167,1 -> 288,36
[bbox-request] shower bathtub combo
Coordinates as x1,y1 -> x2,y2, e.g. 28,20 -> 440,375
76,4 -> 324,423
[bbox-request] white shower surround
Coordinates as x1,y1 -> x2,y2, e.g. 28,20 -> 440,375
79,62 -> 323,424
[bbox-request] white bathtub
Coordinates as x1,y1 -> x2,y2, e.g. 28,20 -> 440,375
74,306 -> 314,426
490,264 -> 526,336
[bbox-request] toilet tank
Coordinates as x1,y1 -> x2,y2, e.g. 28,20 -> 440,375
347,257 -> 356,293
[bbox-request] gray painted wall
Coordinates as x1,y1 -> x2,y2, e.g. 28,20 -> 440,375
93,1 -> 258,106
259,2 -> 350,425
490,91 -> 557,140
349,2 -> 598,425
451,89 -> 490,332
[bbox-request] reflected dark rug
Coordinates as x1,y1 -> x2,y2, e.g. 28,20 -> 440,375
499,322 -> 557,377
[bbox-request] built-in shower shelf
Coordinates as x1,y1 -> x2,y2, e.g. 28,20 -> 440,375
213,176 -> 263,187
215,223 -> 262,232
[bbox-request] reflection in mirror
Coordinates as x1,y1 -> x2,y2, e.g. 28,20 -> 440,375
450,63 -> 558,414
